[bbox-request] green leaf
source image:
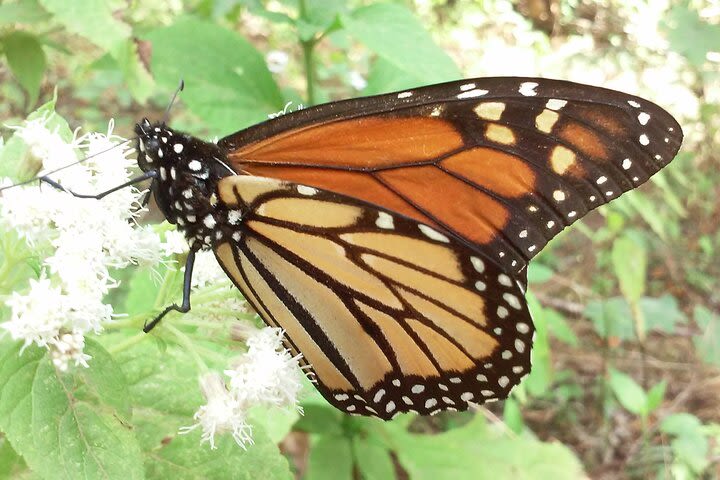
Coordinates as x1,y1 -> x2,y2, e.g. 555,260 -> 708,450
294,403 -> 345,436
585,297 -> 634,341
661,414 -> 710,474
0,435 -> 26,478
608,368 -> 647,416
545,308 -> 578,347
0,341 -> 143,480
146,427 -> 292,480
306,435 -> 353,480
388,415 -> 585,479
646,380 -> 666,413
622,192 -> 668,241
38,0 -> 130,51
523,294 -> 551,397
109,39 -> 154,104
0,95 -> 73,182
3,31 -> 46,106
693,305 -> 720,367
527,263 -> 554,284
663,5 -> 720,67
111,340 -> 203,450
362,57 -> 419,95
344,3 -> 460,92
145,17 -> 284,137
0,0 -> 51,25
503,398 -> 525,434
611,234 -> 646,304
353,438 -> 395,480
303,0 -> 347,36
660,413 -> 703,436
248,406 -> 299,444
669,434 -> 709,474
640,295 -> 686,334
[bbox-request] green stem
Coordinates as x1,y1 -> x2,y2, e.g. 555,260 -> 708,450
298,0 -> 317,105
106,332 -> 146,355
165,324 -> 209,373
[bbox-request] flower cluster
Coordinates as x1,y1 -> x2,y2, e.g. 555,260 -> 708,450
181,327 -> 305,449
0,115 -> 164,370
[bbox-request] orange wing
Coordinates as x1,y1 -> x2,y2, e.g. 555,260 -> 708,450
219,77 -> 683,278
213,175 -> 534,419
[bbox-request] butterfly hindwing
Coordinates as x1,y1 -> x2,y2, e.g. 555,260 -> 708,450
220,77 -> 683,276
213,174 -> 534,419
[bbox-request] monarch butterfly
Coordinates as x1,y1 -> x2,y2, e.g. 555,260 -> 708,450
64,77 -> 685,419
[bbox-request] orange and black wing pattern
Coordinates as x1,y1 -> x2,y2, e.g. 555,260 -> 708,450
219,77 -> 683,277
214,175 -> 533,419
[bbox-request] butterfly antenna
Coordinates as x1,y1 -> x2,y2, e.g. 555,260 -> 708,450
162,79 -> 185,124
0,137 -> 135,193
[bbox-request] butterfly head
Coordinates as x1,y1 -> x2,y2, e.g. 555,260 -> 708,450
134,118 -> 234,248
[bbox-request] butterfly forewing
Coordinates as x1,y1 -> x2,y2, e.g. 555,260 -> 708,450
213,175 -> 534,419
220,77 -> 683,276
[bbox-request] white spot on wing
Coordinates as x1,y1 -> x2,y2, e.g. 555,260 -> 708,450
459,83 -> 476,91
228,210 -> 242,225
628,100 -> 641,108
498,274 -> 512,287
457,89 -> 489,99
546,98 -> 567,110
622,158 -> 632,170
470,256 -> 485,273
373,389 -> 385,403
503,292 -> 522,310
188,160 -> 202,171
397,91 -> 412,99
376,212 -> 394,229
418,224 -> 449,243
639,134 -> 649,145
203,215 -> 216,228
638,112 -> 650,125
297,185 -> 318,196
519,82 -> 538,96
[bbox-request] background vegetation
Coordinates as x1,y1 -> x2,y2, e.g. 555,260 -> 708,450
0,0 -> 718,478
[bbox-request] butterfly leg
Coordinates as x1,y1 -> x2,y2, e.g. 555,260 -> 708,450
143,248 -> 197,332
39,170 -> 158,199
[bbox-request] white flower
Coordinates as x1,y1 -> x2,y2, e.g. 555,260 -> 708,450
182,327 -> 305,449
161,229 -> 189,256
0,114 -> 164,369
49,331 -> 92,371
349,71 -> 368,91
227,329 -> 304,409
266,50 -> 289,73
3,277 -> 67,349
190,250 -> 232,289
180,373 -> 254,450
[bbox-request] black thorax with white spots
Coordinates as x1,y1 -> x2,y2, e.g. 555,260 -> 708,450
134,118 -> 235,250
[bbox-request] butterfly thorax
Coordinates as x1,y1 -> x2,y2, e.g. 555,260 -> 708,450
134,118 -> 235,250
